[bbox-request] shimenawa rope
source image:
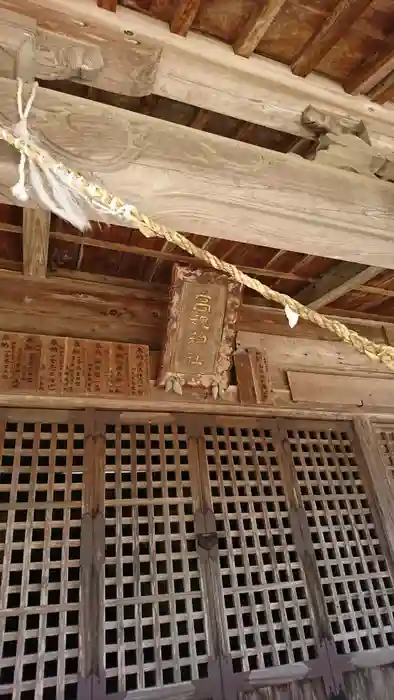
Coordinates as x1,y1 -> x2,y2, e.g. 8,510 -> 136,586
1,80 -> 394,372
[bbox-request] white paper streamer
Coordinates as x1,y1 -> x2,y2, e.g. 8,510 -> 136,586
10,78 -> 91,231
284,304 -> 299,328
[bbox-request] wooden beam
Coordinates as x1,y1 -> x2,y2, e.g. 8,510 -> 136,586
233,0 -> 287,58
3,80 -> 394,267
170,0 -> 201,36
48,231 -> 314,282
296,263 -> 382,309
292,0 -> 372,78
23,208 -> 51,278
4,1 -> 394,152
345,30 -> 394,95
0,269 -> 391,351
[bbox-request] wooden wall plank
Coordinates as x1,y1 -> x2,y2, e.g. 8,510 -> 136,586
288,371 -> 394,407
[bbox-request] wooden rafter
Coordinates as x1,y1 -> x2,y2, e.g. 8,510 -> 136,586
3,0 -> 394,151
368,73 -> 394,105
233,0 -> 287,58
170,0 -> 201,36
47,231 -> 314,283
22,208 -> 51,278
292,0 -> 372,78
345,30 -> 394,95
295,262 -> 381,309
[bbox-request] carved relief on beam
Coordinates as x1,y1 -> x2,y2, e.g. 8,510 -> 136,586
36,29 -> 161,97
302,105 -> 394,179
0,6 -> 161,97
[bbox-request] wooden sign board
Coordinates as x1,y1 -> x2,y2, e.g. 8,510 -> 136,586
159,266 -> 242,398
0,332 -> 150,398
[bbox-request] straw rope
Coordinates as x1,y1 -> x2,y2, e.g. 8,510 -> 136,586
1,120 -> 394,372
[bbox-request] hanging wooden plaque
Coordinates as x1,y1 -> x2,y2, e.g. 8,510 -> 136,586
0,332 -> 150,398
158,265 -> 242,398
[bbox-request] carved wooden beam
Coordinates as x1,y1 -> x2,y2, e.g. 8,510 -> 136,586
2,78 -> 394,267
3,0 -> 394,151
295,263 -> 382,309
23,208 -> 51,278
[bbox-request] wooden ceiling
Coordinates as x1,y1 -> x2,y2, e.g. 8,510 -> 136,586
95,0 -> 394,104
2,202 -> 394,323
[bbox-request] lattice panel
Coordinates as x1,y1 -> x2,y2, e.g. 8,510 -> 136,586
205,424 -> 316,673
103,423 -> 210,696
375,424 -> 394,482
0,420 -> 84,700
286,424 -> 394,654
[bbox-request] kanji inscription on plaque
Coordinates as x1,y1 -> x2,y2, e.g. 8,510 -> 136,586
0,332 -> 150,398
158,265 -> 242,399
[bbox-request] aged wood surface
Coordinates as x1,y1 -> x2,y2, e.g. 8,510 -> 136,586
287,371 -> 394,408
296,262 -> 381,309
234,348 -> 273,405
291,0 -> 372,78
159,266 -> 241,397
233,0 -> 287,58
237,332 -> 394,408
346,32 -> 394,96
170,0 -> 201,36
22,208 -> 51,278
4,0 -> 394,152
353,417 -> 394,568
0,272 -> 391,351
0,330 -> 150,398
3,82 -> 394,265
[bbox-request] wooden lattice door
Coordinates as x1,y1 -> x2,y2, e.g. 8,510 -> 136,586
0,410 -> 86,700
2,410 -> 394,700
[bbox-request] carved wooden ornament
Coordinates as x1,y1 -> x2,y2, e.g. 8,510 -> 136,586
158,265 -> 242,399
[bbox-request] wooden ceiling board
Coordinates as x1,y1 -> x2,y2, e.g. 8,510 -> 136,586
114,0 -> 394,101
317,34 -> 381,82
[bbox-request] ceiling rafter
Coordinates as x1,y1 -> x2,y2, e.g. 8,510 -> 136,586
345,29 -> 394,95
170,0 -> 201,36
295,262 -> 382,309
48,230 -> 315,283
292,0 -> 373,78
233,0 -> 287,58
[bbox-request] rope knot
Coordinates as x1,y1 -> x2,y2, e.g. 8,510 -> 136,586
11,78 -> 38,203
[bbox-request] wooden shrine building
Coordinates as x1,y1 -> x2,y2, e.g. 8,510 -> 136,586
3,1 -> 394,699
